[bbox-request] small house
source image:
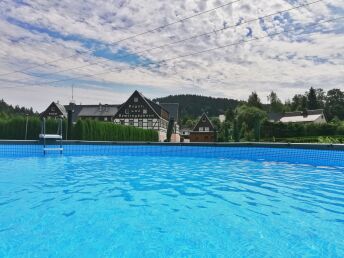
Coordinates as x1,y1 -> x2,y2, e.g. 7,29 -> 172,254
189,113 -> 216,142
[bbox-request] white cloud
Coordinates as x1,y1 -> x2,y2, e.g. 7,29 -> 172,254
0,0 -> 343,110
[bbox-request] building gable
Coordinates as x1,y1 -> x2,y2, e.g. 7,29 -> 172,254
114,90 -> 161,120
193,113 -> 215,132
40,102 -> 67,118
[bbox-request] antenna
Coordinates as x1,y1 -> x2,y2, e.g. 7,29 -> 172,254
70,84 -> 75,104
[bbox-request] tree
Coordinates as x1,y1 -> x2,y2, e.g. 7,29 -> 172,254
236,105 -> 267,129
254,118 -> 261,142
247,92 -> 262,109
235,105 -> 267,141
291,94 -> 307,111
267,91 -> 284,112
233,118 -> 240,142
211,118 -> 221,131
225,109 -> 235,122
307,87 -> 318,110
325,89 -> 344,120
315,88 -> 326,109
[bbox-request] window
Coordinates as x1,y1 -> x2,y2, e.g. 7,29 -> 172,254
51,107 -> 55,112
202,117 -> 206,122
134,97 -> 138,102
125,109 -> 129,114
104,117 -> 108,121
138,120 -> 143,127
120,120 -> 125,125
143,109 -> 147,114
199,127 -> 204,132
129,120 -> 134,126
204,127 -> 209,132
148,119 -> 153,128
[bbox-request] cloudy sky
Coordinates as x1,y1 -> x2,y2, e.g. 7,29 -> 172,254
0,0 -> 343,111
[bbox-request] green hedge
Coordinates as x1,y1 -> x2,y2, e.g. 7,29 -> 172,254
261,121 -> 344,138
0,117 -> 158,142
0,117 -> 66,140
72,119 -> 158,142
262,135 -> 344,143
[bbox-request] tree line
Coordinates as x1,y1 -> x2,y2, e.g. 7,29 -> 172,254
181,87 -> 344,143
0,99 -> 37,118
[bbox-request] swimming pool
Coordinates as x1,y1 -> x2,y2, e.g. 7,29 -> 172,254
0,144 -> 344,257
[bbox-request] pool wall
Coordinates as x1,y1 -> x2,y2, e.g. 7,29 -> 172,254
0,141 -> 344,166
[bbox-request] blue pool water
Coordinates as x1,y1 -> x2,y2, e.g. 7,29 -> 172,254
0,148 -> 344,257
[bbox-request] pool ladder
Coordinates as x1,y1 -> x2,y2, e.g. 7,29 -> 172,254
39,117 -> 64,155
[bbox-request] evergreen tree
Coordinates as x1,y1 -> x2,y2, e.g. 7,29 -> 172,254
307,87 -> 318,110
267,91 -> 284,112
325,89 -> 344,120
247,92 -> 262,109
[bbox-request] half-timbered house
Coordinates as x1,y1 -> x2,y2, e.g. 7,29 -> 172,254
114,90 -> 178,141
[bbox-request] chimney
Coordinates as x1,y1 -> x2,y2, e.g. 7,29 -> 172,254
99,103 -> 102,112
302,109 -> 308,117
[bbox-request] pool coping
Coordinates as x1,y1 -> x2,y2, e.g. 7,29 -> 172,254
0,140 -> 343,151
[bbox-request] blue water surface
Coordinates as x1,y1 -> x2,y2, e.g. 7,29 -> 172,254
0,154 -> 343,257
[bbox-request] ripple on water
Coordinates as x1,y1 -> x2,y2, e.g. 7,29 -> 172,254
0,155 -> 343,257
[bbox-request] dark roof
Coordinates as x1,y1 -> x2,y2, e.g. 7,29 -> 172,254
283,109 -> 324,117
138,91 -> 169,117
40,102 -> 67,118
268,112 -> 283,122
64,103 -> 120,122
77,105 -> 119,117
193,113 -> 215,132
55,103 -> 67,117
160,103 -> 179,121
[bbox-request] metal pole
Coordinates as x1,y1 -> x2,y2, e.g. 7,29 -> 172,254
25,114 -> 29,140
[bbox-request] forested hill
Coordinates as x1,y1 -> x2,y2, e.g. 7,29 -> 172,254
153,94 -> 241,118
0,99 -> 36,117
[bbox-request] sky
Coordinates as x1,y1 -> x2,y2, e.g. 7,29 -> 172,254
0,0 -> 343,111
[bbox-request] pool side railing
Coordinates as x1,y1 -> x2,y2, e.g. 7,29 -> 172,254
0,139 -> 343,150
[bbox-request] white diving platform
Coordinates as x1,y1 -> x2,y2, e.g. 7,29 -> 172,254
39,134 -> 63,139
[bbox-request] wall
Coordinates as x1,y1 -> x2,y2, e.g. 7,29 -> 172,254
189,132 -> 215,142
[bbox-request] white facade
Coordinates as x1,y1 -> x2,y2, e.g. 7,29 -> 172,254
219,114 -> 226,123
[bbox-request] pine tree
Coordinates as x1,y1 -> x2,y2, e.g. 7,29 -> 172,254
307,87 -> 318,110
